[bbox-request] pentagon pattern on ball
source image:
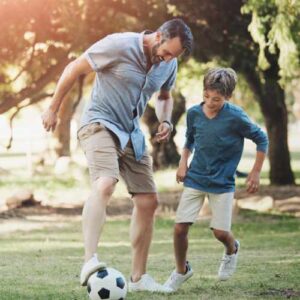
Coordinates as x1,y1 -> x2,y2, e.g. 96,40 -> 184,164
97,269 -> 109,279
98,288 -> 110,299
116,277 -> 125,289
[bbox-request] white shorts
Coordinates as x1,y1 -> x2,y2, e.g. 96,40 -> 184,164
175,187 -> 234,232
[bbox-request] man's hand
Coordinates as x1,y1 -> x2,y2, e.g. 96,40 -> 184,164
42,108 -> 58,132
176,163 -> 188,183
246,170 -> 260,193
155,122 -> 172,143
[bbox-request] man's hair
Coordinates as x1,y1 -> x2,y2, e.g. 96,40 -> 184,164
203,68 -> 237,98
157,19 -> 193,57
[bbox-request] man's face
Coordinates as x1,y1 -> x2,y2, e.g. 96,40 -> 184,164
150,35 -> 184,64
203,89 -> 226,113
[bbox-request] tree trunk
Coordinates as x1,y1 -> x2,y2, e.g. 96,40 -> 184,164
243,62 -> 295,185
260,76 -> 295,185
143,91 -> 186,170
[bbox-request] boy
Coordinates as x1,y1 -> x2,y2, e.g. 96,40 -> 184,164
164,68 -> 268,291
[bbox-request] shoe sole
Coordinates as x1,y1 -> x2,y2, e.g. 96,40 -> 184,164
80,262 -> 106,286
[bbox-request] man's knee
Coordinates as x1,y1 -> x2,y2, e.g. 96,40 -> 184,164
174,223 -> 190,238
93,177 -> 117,198
133,193 -> 158,213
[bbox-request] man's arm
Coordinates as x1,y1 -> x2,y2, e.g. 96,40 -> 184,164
155,89 -> 174,142
42,55 -> 93,131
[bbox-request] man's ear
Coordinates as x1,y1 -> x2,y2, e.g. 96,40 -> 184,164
155,31 -> 162,43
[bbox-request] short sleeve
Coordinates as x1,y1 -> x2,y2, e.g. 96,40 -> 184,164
84,35 -> 120,72
161,60 -> 178,91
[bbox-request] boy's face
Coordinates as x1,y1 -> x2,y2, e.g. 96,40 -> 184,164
203,89 -> 226,113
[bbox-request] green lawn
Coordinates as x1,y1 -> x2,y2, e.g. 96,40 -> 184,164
1,211 -> 300,300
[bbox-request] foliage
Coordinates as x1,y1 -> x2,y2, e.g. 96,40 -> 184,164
242,0 -> 300,85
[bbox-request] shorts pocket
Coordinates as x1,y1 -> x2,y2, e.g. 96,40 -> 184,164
77,123 -> 104,141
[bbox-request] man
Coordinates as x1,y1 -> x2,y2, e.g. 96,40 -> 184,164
42,19 -> 193,293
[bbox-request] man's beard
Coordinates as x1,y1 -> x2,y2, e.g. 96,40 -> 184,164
150,43 -> 163,64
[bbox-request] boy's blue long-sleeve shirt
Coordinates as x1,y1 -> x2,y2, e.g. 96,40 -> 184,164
184,102 -> 269,194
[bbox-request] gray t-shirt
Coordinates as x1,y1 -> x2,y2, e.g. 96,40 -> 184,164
81,32 -> 177,160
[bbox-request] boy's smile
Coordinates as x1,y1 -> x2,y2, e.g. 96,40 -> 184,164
203,89 -> 226,115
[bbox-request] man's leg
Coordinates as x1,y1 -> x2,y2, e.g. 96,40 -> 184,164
80,176 -> 117,286
78,123 -> 120,285
82,177 -> 117,262
130,193 -> 158,282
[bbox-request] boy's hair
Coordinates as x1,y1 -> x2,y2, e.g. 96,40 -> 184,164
203,68 -> 237,98
157,19 -> 193,57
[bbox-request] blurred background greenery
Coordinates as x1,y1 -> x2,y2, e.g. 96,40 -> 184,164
0,0 -> 300,205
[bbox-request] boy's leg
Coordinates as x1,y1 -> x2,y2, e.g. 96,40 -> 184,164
164,187 -> 205,291
174,223 -> 191,273
212,229 -> 236,255
208,192 -> 240,280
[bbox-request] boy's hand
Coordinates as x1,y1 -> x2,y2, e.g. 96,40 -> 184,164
155,122 -> 172,143
42,108 -> 58,132
246,170 -> 260,193
176,164 -> 188,183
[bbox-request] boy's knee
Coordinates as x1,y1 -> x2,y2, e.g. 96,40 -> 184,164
174,223 -> 190,237
213,228 -> 229,241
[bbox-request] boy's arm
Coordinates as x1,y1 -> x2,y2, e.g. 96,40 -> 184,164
237,110 -> 269,193
246,151 -> 266,193
176,109 -> 195,183
176,148 -> 192,183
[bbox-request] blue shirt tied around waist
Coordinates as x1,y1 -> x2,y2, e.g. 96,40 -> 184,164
80,32 -> 177,161
184,102 -> 269,194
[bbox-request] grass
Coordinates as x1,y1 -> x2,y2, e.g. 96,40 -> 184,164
1,211 -> 300,300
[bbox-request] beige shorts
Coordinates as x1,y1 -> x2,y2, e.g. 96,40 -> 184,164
175,187 -> 234,232
78,122 -> 157,194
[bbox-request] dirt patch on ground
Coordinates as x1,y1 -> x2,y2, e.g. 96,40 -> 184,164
235,185 -> 300,201
0,186 -> 299,220
256,288 -> 300,298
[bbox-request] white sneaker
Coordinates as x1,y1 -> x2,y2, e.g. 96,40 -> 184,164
164,261 -> 193,291
218,240 -> 240,281
128,274 -> 173,293
80,254 -> 106,286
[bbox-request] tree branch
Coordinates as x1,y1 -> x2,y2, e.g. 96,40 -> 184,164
5,92 -> 53,150
0,55 -> 71,114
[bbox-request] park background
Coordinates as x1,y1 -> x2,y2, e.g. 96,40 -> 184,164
0,0 -> 300,299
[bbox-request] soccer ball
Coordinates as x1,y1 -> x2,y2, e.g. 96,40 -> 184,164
87,267 -> 127,300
